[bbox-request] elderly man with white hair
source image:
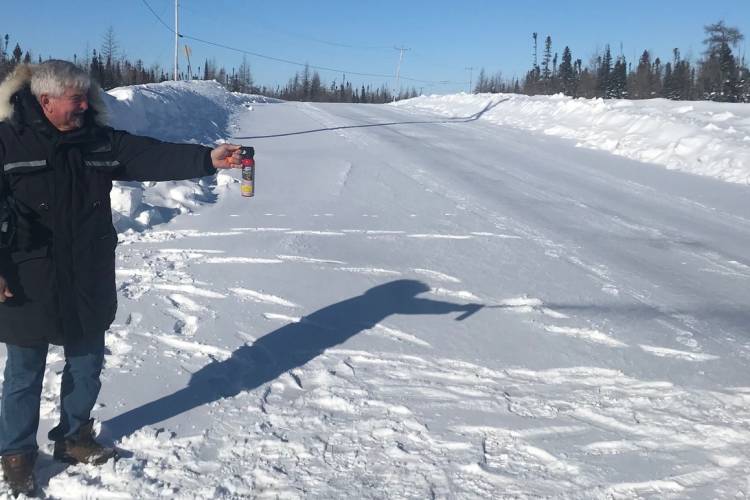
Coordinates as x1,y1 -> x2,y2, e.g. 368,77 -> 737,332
0,59 -> 245,496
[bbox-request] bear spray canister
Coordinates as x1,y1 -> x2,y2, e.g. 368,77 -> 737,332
240,146 -> 255,198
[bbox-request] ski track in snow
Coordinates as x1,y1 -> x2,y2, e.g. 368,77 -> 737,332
429,287 -> 482,301
639,344 -> 720,362
412,268 -> 461,283
230,287 -> 299,308
277,254 -> 346,265
543,325 -> 629,348
336,267 -> 402,276
368,324 -> 432,348
204,256 -> 285,264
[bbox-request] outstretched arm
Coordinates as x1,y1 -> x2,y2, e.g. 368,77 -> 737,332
111,130 -> 244,182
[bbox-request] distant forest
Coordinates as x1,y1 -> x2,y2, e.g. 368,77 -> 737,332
0,21 -> 747,103
0,27 -> 415,104
480,21 -> 748,103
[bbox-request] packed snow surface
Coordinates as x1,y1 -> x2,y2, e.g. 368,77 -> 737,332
1,82 -> 749,498
396,92 -> 750,185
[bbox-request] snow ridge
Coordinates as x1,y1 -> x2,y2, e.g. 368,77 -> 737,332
396,93 -> 750,185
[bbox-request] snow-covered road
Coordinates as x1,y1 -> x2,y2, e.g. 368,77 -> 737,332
19,98 -> 750,498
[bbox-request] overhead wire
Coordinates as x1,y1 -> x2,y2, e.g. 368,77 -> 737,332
177,2 -> 393,51
139,0 -> 467,86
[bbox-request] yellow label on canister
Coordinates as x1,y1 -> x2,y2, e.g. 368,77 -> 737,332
241,182 -> 254,197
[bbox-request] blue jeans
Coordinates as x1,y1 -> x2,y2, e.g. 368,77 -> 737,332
0,332 -> 105,455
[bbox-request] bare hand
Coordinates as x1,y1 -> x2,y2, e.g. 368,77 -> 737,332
211,144 -> 244,169
0,275 -> 13,303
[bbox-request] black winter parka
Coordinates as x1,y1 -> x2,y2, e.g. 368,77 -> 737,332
0,84 -> 217,346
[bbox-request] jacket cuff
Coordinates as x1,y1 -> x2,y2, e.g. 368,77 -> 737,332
203,148 -> 217,176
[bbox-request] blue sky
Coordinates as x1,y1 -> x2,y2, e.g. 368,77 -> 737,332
3,0 -> 749,94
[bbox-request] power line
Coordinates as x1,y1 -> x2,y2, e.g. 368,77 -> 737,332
177,3 -> 393,51
140,0 -> 467,86
140,0 -> 175,33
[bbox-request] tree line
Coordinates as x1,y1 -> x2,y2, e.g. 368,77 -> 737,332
476,21 -> 748,102
0,28 -> 414,104
1,21 -> 747,103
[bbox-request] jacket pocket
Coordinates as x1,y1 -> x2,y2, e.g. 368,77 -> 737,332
5,160 -> 53,212
10,245 -> 49,265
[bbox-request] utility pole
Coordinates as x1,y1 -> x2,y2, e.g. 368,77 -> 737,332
184,45 -> 192,80
393,45 -> 410,101
174,0 -> 179,81
465,66 -> 475,93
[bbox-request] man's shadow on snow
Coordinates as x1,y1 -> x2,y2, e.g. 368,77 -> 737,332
234,99 -> 508,140
102,279 -> 482,441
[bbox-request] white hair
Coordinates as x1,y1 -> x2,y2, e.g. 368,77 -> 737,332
30,59 -> 90,98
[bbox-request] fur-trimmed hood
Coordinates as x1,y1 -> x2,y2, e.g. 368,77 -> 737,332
0,63 -> 108,127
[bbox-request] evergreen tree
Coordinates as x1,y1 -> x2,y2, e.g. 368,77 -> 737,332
651,57 -> 663,96
301,64 -> 311,100
236,55 -> 253,93
525,32 -> 541,93
558,46 -> 576,96
541,35 -> 552,85
630,50 -> 655,98
475,68 -> 487,93
717,42 -> 740,101
310,71 -> 322,101
101,27 -> 118,65
663,62 -> 674,98
596,46 -> 612,98
12,43 -> 22,64
698,21 -> 744,100
703,20 -> 744,55
669,48 -> 694,100
611,56 -> 627,98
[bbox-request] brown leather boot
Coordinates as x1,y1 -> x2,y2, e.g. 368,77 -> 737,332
53,420 -> 117,465
2,452 -> 36,497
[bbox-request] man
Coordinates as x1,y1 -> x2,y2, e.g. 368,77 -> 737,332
0,60 -> 244,496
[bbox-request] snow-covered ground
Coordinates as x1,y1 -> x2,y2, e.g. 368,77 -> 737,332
396,93 -> 750,185
3,83 -> 750,498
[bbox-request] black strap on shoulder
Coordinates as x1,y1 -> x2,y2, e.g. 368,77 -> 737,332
0,172 -> 15,249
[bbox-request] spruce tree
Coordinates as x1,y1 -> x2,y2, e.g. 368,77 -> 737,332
612,57 -> 627,98
596,46 -> 612,98
663,62 -> 674,98
310,71 -> 321,101
717,42 -> 740,101
631,50 -> 652,98
559,46 -> 575,96
542,35 -> 552,86
12,43 -> 21,64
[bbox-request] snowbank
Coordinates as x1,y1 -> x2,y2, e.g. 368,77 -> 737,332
100,80 -> 280,231
395,93 -> 750,185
